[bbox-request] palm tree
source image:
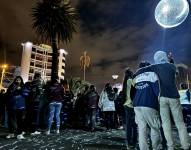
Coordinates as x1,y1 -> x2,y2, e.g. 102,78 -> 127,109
32,0 -> 78,81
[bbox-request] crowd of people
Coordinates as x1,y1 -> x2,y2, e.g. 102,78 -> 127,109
122,51 -> 191,150
0,73 -> 122,140
0,50 -> 191,150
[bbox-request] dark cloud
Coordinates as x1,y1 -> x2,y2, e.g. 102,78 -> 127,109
77,0 -> 153,34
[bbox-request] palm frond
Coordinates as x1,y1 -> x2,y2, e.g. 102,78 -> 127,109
32,0 -> 78,43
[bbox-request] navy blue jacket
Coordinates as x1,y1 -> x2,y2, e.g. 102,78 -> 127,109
7,87 -> 26,110
133,71 -> 160,110
135,63 -> 179,99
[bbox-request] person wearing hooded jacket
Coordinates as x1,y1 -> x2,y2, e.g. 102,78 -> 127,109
46,78 -> 64,135
85,85 -> 99,131
28,73 -> 44,135
134,51 -> 190,150
98,83 -> 116,130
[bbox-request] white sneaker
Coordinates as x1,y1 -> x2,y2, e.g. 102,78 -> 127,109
56,130 -> 60,134
46,130 -> 50,135
189,133 -> 191,136
6,133 -> 15,139
118,126 -> 123,130
17,134 -> 25,140
31,131 -> 41,135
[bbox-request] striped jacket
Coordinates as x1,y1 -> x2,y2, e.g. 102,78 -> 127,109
133,71 -> 160,110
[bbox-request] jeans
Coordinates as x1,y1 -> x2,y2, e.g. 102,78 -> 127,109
48,102 -> 62,130
124,106 -> 137,147
160,97 -> 190,150
134,107 -> 161,150
85,108 -> 97,129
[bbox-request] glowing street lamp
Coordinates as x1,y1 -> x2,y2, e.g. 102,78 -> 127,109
112,75 -> 119,88
0,64 -> 8,88
112,75 -> 119,80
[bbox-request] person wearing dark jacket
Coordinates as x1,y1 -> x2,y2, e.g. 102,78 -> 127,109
46,78 -> 64,135
28,73 -> 44,135
114,91 -> 125,128
85,85 -> 99,131
133,62 -> 161,150
6,76 -> 26,140
135,51 -> 190,150
122,68 -> 137,149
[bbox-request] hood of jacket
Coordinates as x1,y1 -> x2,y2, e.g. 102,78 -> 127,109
154,51 -> 168,64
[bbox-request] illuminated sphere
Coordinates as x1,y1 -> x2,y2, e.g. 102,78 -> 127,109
155,0 -> 189,28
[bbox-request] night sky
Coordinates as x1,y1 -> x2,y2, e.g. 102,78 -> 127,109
0,0 -> 191,90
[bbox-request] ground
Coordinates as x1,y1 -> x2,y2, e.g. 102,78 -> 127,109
0,127 -> 190,150
0,128 -> 127,150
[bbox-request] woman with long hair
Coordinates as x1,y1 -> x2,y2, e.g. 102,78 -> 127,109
6,76 -> 26,140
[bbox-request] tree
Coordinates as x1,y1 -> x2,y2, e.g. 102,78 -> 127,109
32,0 -> 78,81
68,77 -> 90,96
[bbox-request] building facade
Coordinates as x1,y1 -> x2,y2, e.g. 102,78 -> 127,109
21,42 -> 67,82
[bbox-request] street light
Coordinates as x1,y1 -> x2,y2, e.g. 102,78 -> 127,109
112,75 -> 119,88
112,75 -> 119,80
0,64 -> 8,89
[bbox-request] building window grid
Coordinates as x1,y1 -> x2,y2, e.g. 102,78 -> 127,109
27,45 -> 66,82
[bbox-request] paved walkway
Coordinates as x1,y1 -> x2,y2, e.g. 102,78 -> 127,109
0,127 -> 190,150
0,128 -> 126,150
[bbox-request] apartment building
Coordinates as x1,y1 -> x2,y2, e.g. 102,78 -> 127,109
21,42 -> 67,82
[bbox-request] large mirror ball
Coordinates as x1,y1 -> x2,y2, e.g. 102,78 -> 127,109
155,0 -> 189,28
